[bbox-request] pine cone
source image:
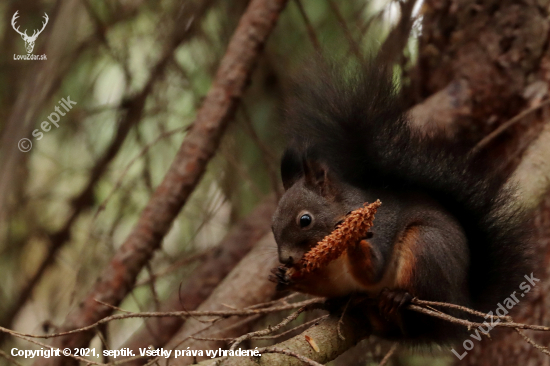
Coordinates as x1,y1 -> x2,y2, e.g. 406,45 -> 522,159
298,200 -> 381,275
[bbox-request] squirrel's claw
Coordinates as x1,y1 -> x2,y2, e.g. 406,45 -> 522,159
379,288 -> 412,316
269,266 -> 294,291
378,288 -> 412,335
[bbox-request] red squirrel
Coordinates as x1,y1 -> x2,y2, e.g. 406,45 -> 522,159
269,63 -> 533,343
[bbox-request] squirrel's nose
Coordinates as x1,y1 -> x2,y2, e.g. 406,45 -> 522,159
279,255 -> 294,266
278,250 -> 294,266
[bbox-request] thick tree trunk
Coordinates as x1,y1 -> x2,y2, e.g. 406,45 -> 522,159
415,0 -> 550,364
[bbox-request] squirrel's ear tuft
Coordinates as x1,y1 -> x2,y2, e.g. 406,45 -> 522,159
281,147 -> 303,190
303,159 -> 336,198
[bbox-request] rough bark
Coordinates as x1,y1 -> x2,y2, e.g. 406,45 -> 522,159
416,0 -> 549,126
35,0 -> 288,364
122,196 -> 276,365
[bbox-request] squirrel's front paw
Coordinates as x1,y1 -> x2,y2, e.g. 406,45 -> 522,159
378,288 -> 412,321
269,266 -> 294,291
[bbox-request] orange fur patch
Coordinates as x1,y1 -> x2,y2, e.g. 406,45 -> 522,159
346,239 -> 377,287
395,226 -> 418,289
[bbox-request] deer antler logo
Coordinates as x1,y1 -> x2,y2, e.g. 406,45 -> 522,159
11,11 -> 49,54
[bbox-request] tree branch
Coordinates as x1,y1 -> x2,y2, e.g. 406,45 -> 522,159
193,315 -> 370,366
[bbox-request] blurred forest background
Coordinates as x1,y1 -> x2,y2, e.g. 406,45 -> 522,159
1,0 -> 550,365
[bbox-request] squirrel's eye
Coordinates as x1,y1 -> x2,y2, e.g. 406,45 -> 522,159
299,214 -> 312,228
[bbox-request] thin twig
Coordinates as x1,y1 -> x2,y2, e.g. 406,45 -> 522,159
515,329 -> 550,356
293,0 -> 322,53
409,304 -> 550,331
379,343 -> 398,366
471,98 -> 550,155
337,297 -> 352,340
93,126 -> 187,220
412,298 -> 510,320
326,0 -> 364,62
254,315 -> 329,340
94,299 -> 133,314
245,293 -> 300,309
229,305 -> 310,351
0,298 -> 325,340
199,314 -> 263,341
146,263 -> 162,313
239,104 -> 282,197
0,350 -> 24,366
190,314 -> 329,342
135,249 -> 213,287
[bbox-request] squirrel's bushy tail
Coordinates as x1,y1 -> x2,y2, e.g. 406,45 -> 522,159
285,61 -> 534,309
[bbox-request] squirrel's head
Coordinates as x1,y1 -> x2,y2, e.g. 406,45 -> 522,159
272,148 -> 348,267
